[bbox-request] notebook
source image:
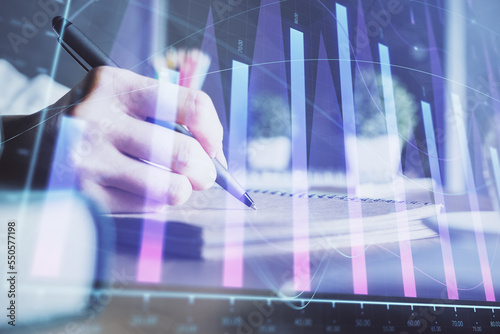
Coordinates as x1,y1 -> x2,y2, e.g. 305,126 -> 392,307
111,188 -> 439,259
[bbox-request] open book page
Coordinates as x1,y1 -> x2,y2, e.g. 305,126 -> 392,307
111,188 -> 439,258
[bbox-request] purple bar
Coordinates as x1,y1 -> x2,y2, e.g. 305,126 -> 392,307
35,117 -> 83,277
290,28 -> 311,292
336,3 -> 368,295
379,44 -> 416,298
31,199 -> 71,278
421,101 -> 458,299
136,68 -> 173,284
136,219 -> 165,283
451,95 -> 495,302
223,60 -> 249,288
223,212 -> 245,288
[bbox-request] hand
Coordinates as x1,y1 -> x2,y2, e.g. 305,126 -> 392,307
53,66 -> 227,212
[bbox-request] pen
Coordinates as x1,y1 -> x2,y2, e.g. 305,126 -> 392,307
52,16 -> 256,210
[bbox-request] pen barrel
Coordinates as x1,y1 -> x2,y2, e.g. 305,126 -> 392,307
146,117 -> 246,204
148,118 -> 247,200
149,118 -> 247,201
213,160 -> 246,198
53,16 -> 118,69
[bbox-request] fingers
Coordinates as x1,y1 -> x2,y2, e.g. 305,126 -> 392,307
174,88 -> 224,158
81,147 -> 194,207
81,184 -> 169,213
111,116 -> 217,191
64,66 -> 228,209
97,67 -> 224,158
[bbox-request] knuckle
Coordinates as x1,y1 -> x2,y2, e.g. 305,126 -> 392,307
110,117 -> 135,148
195,90 -> 212,107
183,89 -> 199,121
185,89 -> 211,124
173,137 -> 197,171
183,89 -> 223,152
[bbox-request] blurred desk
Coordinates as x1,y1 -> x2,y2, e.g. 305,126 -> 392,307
18,185 -> 500,333
23,223 -> 500,333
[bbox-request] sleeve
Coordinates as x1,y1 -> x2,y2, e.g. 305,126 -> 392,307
0,106 -> 64,189
0,59 -> 69,189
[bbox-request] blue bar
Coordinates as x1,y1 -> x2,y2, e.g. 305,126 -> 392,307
290,28 -> 311,292
421,102 -> 442,186
336,4 -> 356,137
336,3 -> 368,295
490,147 -> 500,207
290,28 -> 308,181
228,60 -> 249,183
421,101 -> 459,300
379,44 -> 398,137
46,116 -> 83,190
379,43 -> 416,298
223,60 -> 250,288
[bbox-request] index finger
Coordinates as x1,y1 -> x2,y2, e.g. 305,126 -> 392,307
113,68 -> 223,158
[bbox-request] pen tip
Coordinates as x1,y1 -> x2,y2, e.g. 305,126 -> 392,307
241,193 -> 257,210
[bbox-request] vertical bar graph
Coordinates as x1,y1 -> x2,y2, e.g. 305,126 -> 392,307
136,220 -> 165,283
336,3 -> 368,295
34,117 -> 83,277
421,101 -> 458,299
223,60 -> 249,288
136,70 -> 177,283
47,116 -> 84,190
444,0 -> 467,194
31,198 -> 71,278
379,44 -> 416,298
489,147 -> 500,208
290,28 -> 310,292
451,94 -> 495,302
